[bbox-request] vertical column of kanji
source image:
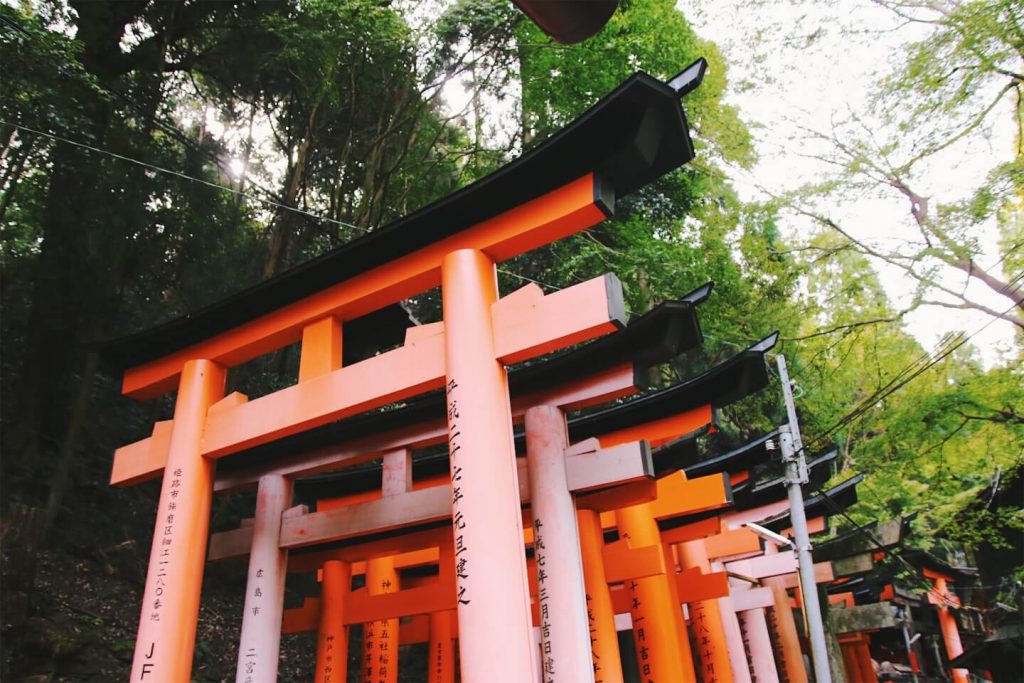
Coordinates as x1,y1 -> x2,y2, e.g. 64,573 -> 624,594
315,560 -> 351,683
362,449 -> 409,683
130,359 -> 226,682
932,577 -> 968,683
677,539 -> 739,683
762,576 -> 808,683
441,249 -> 538,683
428,610 -> 455,683
363,557 -> 400,683
577,509 -> 624,683
616,503 -> 697,683
525,406 -> 594,683
235,473 -> 292,683
737,607 -> 779,682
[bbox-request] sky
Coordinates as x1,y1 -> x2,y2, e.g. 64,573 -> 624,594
685,0 -> 1020,367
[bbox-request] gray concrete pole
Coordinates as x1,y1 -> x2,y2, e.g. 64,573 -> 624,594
777,354 -> 832,683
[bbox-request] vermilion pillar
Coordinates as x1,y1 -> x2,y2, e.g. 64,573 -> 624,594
577,509 -> 624,683
315,560 -> 351,683
363,557 -> 400,683
525,406 -> 593,682
441,249 -> 538,683
130,359 -> 226,682
235,473 -> 292,683
678,540 -> 739,683
616,502 -> 697,683
932,576 -> 969,683
428,610 -> 456,683
763,576 -> 808,683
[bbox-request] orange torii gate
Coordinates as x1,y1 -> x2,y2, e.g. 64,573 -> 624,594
99,63 -> 710,682
204,282 -> 712,682
250,330 -> 778,682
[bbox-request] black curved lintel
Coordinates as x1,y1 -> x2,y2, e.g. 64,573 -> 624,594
95,70 -> 698,369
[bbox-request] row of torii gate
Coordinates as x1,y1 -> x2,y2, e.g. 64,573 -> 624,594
102,63 -> 859,682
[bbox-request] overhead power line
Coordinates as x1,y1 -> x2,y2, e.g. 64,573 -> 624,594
1,119 -> 367,232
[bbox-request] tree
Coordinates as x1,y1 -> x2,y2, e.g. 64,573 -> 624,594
772,0 -> 1023,333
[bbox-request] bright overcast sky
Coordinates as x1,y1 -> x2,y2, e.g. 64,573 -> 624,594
686,0 -> 1019,367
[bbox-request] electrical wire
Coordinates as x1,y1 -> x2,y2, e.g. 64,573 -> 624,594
1,119 -> 367,232
781,301 -> 1022,604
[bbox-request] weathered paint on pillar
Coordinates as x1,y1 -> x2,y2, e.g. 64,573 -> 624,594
130,359 -> 226,682
839,639 -> 860,682
428,610 -> 456,683
578,509 -> 624,683
363,557 -> 399,683
235,474 -> 293,683
315,560 -> 351,683
441,249 -> 538,683
932,576 -> 969,683
526,406 -> 594,683
616,502 -> 697,683
738,608 -> 779,683
763,576 -> 808,683
678,539 -> 738,683
855,638 -> 877,683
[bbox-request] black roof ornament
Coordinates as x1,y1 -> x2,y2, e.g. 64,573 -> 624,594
667,58 -> 708,98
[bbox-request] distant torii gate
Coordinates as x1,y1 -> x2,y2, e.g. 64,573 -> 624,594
101,65 -> 709,682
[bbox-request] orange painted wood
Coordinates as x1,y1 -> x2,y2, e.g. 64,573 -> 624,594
596,472 -> 729,530
427,610 -> 456,683
440,249 -> 537,683
283,597 -> 320,635
110,420 -> 173,486
212,363 -> 635,494
112,276 -> 625,484
362,557 -> 400,683
598,404 -> 712,448
122,174 -> 605,399
577,509 -> 624,683
402,615 -> 430,645
577,478 -> 657,512
299,316 -> 343,382
351,548 -> 439,576
829,592 -> 855,608
658,517 -> 721,546
283,486 -> 452,552
315,560 -> 350,683
209,439 -> 653,561
703,528 -> 761,560
288,526 -> 452,574
511,364 -> 636,415
601,539 -> 666,583
648,472 -> 731,520
563,440 -> 652,494
616,501 -> 697,683
344,553 -> 456,625
674,566 -> 730,603
764,576 -> 809,683
130,360 -> 226,683
202,332 -> 447,458
492,276 -> 623,363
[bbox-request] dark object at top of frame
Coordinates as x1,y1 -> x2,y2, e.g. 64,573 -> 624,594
511,0 -> 621,44
95,65 -> 702,370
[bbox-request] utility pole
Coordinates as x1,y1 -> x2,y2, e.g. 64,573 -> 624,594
776,354 -> 833,683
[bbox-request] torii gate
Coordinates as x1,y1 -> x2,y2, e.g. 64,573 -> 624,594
213,327 -> 777,682
100,64 -> 709,682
